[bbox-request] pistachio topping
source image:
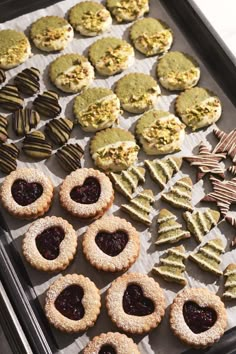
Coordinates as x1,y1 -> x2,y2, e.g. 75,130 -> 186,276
135,29 -> 172,56
124,87 -> 158,110
0,39 -> 30,66
33,25 -> 73,51
160,67 -> 200,90
81,9 -> 110,33
111,0 -> 149,22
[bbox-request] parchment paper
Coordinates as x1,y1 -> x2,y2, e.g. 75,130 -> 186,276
1,1 -> 236,353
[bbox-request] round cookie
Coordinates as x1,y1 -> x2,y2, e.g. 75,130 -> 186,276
88,37 -> 134,76
175,87 -> 222,131
157,51 -> 200,91
30,16 -> 73,52
115,73 -> 160,114
136,110 -> 186,155
49,53 -> 94,93
73,87 -> 120,132
130,18 -> 173,56
106,0 -> 149,23
90,127 -> 139,172
68,1 -> 112,36
0,30 -> 31,69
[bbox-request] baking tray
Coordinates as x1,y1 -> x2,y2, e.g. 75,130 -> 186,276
0,0 -> 236,353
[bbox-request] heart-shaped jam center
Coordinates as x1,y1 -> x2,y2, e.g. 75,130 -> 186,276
55,285 -> 85,321
36,226 -> 65,260
99,346 -> 117,354
123,284 -> 154,316
70,177 -> 101,204
95,230 -> 128,257
183,301 -> 217,334
11,179 -> 43,206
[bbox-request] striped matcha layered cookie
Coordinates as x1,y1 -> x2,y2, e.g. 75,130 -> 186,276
189,238 -> 224,276
155,209 -> 190,246
12,108 -> 40,136
56,143 -> 84,173
45,117 -> 73,145
22,131 -> 52,160
14,67 -> 40,96
157,51 -> 200,91
110,165 -> 145,199
183,209 -> 220,244
130,18 -> 173,56
145,157 -> 182,189
0,85 -> 24,112
161,177 -> 193,211
33,90 -> 61,118
175,87 -> 222,130
121,189 -> 154,226
73,87 -> 120,132
0,115 -> 8,143
0,143 -> 19,174
223,264 -> 236,300
136,110 -> 185,155
106,0 -> 149,23
90,127 -> 139,172
152,245 -> 187,285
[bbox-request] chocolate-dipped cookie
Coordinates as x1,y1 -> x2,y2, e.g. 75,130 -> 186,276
55,143 -> 84,172
0,115 -> 8,142
33,90 -> 61,118
14,67 -> 40,96
22,131 -> 52,160
0,85 -> 23,112
0,143 -> 19,174
12,108 -> 40,136
0,69 -> 6,85
45,117 -> 73,145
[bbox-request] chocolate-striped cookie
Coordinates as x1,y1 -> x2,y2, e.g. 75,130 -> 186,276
0,85 -> 23,112
55,143 -> 84,172
12,108 -> 40,136
14,67 -> 40,96
45,117 -> 73,145
0,115 -> 8,143
22,131 -> 52,159
0,143 -> 19,174
33,90 -> 61,118
0,69 -> 6,85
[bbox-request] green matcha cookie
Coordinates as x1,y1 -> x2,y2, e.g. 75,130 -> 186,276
73,87 -> 120,132
121,189 -> 154,226
106,0 -> 149,23
30,16 -> 73,52
162,177 -> 193,211
157,51 -> 200,91
155,209 -> 190,246
115,73 -> 160,113
152,245 -> 187,285
136,110 -> 185,155
223,264 -> 236,300
175,87 -> 222,130
0,29 -> 31,69
69,1 -> 112,36
0,85 -> 24,112
49,53 -> 94,93
45,117 -> 73,145
12,108 -> 40,136
130,18 -> 173,56
189,238 -> 224,276
0,143 -> 19,174
88,37 -> 134,76
14,67 -> 40,96
22,131 -> 52,160
56,143 -> 84,172
145,157 -> 182,189
90,127 -> 139,172
0,115 -> 8,143
33,90 -> 61,118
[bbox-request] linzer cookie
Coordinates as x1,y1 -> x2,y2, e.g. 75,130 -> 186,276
30,16 -> 73,52
152,245 -> 187,285
22,131 -> 52,160
170,288 -> 227,348
161,177 -> 193,211
201,175 -> 236,216
14,67 -> 40,96
145,157 -> 182,189
175,87 -> 222,130
0,69 -> 6,85
82,215 -> 140,272
106,273 -> 166,334
0,29 -> 31,69
110,165 -> 145,199
157,51 -> 200,91
45,117 -> 73,145
223,264 -> 236,300
106,0 -> 149,23
0,143 -> 19,174
0,115 -> 8,142
0,85 -> 23,112
183,209 -> 220,243
184,142 -> 225,181
88,37 -> 134,76
136,110 -> 185,155
115,73 -> 160,114
33,90 -> 61,118
121,189 -> 154,226
49,53 -> 94,94
69,1 -> 112,36
189,238 -> 225,276
12,108 -> 40,136
90,127 -> 139,172
73,87 -> 120,132
55,143 -> 84,173
213,127 -> 236,164
130,18 -> 173,57
155,209 -> 190,246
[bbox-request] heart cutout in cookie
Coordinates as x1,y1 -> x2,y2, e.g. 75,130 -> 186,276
95,230 -> 128,257
70,177 -> 101,204
123,284 -> 155,316
11,179 -> 43,206
99,345 -> 116,354
36,226 -> 65,260
55,285 -> 85,320
183,301 -> 217,333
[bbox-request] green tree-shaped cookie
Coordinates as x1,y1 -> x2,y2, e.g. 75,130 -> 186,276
223,263 -> 236,300
161,177 -> 193,211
